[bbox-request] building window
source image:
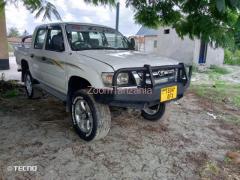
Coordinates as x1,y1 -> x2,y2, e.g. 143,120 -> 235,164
164,29 -> 170,34
154,40 -> 157,48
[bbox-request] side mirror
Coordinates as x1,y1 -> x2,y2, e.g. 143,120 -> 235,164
129,38 -> 135,50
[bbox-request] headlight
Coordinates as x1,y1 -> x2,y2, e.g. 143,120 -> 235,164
101,72 -> 114,87
102,72 -> 130,87
117,73 -> 129,85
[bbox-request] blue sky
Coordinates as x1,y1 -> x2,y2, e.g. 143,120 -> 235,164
5,0 -> 141,36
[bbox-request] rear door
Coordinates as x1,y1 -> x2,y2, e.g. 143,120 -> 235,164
30,27 -> 47,80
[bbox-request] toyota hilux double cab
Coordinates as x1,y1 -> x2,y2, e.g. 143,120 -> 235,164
15,22 -> 192,141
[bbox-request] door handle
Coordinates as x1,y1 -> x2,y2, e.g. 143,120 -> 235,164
30,54 -> 34,58
42,57 -> 46,61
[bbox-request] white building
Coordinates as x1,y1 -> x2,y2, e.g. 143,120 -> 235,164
135,27 -> 224,66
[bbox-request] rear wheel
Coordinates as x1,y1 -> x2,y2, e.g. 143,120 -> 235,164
24,70 -> 34,99
141,103 -> 166,121
71,89 -> 111,141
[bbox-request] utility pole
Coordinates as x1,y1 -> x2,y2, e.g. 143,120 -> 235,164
115,2 -> 120,31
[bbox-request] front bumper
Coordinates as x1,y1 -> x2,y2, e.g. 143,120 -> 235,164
94,63 -> 192,109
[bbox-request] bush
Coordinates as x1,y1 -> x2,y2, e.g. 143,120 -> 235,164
224,49 -> 240,65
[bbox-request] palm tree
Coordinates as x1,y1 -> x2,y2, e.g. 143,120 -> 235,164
0,0 -> 62,70
0,0 -> 115,70
30,1 -> 62,21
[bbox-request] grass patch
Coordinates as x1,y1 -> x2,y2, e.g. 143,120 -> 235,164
209,65 -> 229,75
190,81 -> 240,108
0,80 -> 21,98
192,64 -> 200,73
2,89 -> 19,98
200,161 -> 220,178
202,65 -> 231,81
224,115 -> 240,125
224,157 -> 232,164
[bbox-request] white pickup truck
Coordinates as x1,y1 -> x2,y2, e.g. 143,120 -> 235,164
15,22 -> 192,141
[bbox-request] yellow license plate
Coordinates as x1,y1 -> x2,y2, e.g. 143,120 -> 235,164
160,86 -> 177,102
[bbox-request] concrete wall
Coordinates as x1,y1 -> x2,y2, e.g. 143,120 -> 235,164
135,27 -> 224,66
193,39 -> 224,66
156,28 -> 195,65
205,46 -> 224,66
144,36 -> 158,53
135,36 -> 158,53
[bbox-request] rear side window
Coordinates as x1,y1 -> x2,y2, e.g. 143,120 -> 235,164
34,28 -> 46,49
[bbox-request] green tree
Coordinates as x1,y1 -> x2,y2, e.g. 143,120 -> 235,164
0,0 -> 62,70
1,0 -> 62,20
7,27 -> 20,37
128,0 -> 240,49
1,0 -> 240,57
86,0 -> 240,49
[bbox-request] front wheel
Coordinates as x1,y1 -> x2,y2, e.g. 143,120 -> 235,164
141,103 -> 166,121
71,89 -> 111,141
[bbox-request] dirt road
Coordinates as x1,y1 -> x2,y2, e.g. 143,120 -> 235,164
0,86 -> 239,179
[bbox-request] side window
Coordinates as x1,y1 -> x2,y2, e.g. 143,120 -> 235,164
45,26 -> 65,51
34,28 -> 46,49
154,40 -> 157,48
71,32 -> 79,42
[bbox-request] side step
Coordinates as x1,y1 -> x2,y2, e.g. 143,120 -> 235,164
34,83 -> 67,102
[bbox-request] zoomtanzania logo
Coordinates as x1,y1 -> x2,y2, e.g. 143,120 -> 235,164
7,166 -> 37,172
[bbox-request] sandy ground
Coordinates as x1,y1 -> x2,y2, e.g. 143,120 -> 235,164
0,58 -> 239,179
0,86 -> 239,179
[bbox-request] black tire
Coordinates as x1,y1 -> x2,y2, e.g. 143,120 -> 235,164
71,89 -> 111,141
24,70 -> 34,99
141,103 -> 166,121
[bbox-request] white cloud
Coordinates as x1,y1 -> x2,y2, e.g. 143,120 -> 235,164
68,0 -> 112,24
5,3 -> 29,33
82,16 -> 93,23
63,13 -> 76,22
52,0 -> 67,12
4,0 -> 140,36
68,0 -> 100,11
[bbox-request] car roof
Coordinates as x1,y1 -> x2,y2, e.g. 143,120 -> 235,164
37,22 -> 114,30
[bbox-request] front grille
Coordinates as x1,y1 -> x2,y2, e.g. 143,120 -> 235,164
151,69 -> 177,84
132,68 -> 177,86
113,64 -> 189,88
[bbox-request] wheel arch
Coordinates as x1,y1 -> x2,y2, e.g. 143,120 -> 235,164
66,76 -> 92,111
68,76 -> 92,92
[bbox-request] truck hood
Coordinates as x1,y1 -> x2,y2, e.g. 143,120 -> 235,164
77,50 -> 179,70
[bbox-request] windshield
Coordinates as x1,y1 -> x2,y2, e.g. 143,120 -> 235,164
66,24 -> 130,51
